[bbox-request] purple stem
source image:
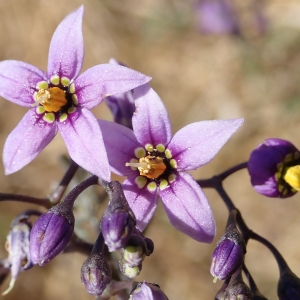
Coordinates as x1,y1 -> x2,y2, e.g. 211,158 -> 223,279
0,193 -> 51,208
48,159 -> 79,204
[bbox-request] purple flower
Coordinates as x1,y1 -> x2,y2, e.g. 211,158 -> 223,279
0,6 -> 150,180
248,138 -> 300,198
99,84 -> 243,243
195,0 -> 240,35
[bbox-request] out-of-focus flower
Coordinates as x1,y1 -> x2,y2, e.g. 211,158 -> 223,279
210,224 -> 245,281
195,0 -> 240,35
105,59 -> 136,129
2,213 -> 33,295
248,138 -> 300,198
30,203 -> 74,266
0,6 -> 150,179
130,282 -> 169,300
99,84 -> 243,243
101,181 -> 136,252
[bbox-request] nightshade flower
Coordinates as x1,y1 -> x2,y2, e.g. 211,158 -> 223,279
0,6 -> 150,179
98,84 -> 243,243
248,138 -> 300,198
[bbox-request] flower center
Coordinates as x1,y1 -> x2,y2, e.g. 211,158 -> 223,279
126,156 -> 166,179
32,78 -> 78,124
125,144 -> 178,192
33,87 -> 67,112
275,151 -> 300,195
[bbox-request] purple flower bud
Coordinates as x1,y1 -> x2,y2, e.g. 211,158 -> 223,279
102,181 -> 136,252
102,209 -> 136,252
2,213 -> 33,295
81,253 -> 111,296
30,204 -> 74,266
248,138 -> 300,198
195,0 -> 240,35
210,225 -> 245,281
130,282 -> 169,300
104,59 -> 136,129
278,269 -> 300,300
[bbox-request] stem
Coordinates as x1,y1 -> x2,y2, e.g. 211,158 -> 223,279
250,231 -> 290,275
214,182 -> 236,211
197,161 -> 248,188
243,263 -> 266,298
62,175 -> 99,208
48,160 -> 79,204
0,193 -> 51,209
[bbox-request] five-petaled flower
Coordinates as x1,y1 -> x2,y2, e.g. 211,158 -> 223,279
99,84 -> 243,243
0,6 -> 150,180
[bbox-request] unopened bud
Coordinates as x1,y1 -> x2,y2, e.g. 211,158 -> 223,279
81,253 -> 111,296
102,181 -> 136,251
211,224 -> 245,281
130,281 -> 169,300
30,203 -> 74,266
123,230 -> 153,264
119,259 -> 142,278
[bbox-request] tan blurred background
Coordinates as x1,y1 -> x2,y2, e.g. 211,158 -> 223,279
0,0 -> 300,299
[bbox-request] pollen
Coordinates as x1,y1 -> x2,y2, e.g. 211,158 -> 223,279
126,156 -> 166,179
34,87 -> 67,112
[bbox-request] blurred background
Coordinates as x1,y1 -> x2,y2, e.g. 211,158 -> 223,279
0,0 -> 300,299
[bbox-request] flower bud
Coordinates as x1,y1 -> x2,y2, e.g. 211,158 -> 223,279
2,212 -> 34,295
130,281 -> 169,300
211,224 -> 245,281
30,203 -> 74,266
102,181 -> 136,251
104,59 -> 135,129
248,138 -> 300,198
277,269 -> 300,300
121,229 -> 154,267
81,253 -> 111,296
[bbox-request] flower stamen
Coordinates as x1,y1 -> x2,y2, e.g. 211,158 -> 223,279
126,156 -> 166,179
32,87 -> 67,112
